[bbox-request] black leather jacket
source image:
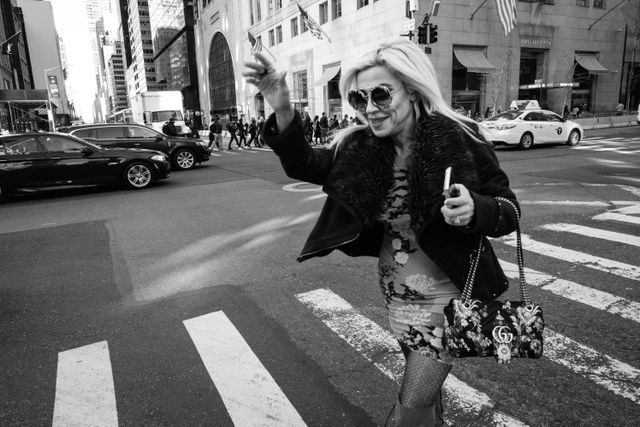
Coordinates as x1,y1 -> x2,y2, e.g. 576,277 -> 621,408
264,110 -> 520,301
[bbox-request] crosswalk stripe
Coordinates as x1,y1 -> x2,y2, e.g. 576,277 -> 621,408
183,311 -> 306,426
296,288 -> 527,426
501,233 -> 640,281
593,212 -> 640,225
499,260 -> 640,323
298,288 -> 640,407
540,223 -> 640,247
52,341 -> 118,427
544,330 -> 640,404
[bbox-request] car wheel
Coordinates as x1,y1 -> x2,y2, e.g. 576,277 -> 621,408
0,179 -> 8,203
519,132 -> 534,150
173,148 -> 195,170
567,129 -> 581,146
124,162 -> 154,189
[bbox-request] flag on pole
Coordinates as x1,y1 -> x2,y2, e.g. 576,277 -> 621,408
296,1 -> 331,43
494,0 -> 517,36
248,31 -> 262,53
1,31 -> 21,55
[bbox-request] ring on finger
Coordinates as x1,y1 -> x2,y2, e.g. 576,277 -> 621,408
454,216 -> 461,224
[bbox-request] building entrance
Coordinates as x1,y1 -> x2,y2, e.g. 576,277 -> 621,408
208,33 -> 236,120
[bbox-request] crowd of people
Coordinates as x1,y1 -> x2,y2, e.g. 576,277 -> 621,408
206,115 -> 266,151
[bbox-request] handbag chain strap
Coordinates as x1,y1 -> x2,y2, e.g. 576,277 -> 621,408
460,197 -> 530,305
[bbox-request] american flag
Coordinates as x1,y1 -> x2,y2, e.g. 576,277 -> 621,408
0,31 -> 21,55
494,0 -> 517,36
296,1 -> 331,43
248,31 -> 262,52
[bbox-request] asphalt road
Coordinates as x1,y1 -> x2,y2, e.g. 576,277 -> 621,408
1,126 -> 639,426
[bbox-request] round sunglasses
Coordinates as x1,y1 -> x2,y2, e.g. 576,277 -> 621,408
347,85 -> 401,112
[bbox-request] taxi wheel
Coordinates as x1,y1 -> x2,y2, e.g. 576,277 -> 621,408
124,162 -> 154,189
519,132 -> 534,150
567,129 -> 581,146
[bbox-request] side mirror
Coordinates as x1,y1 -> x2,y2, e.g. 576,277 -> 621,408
156,136 -> 163,142
81,146 -> 94,156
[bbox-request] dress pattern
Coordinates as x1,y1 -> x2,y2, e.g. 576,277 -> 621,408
378,169 -> 460,363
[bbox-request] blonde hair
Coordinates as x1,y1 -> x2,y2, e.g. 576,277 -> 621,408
329,38 -> 481,149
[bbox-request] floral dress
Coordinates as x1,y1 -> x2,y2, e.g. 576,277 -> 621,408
378,169 -> 460,363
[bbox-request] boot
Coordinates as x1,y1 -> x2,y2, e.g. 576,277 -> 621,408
391,397 -> 437,427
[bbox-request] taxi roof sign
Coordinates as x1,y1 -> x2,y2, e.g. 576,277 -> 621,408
510,100 -> 540,110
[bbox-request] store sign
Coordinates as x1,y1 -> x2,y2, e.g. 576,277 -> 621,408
518,82 -> 579,89
520,37 -> 552,48
47,75 -> 59,97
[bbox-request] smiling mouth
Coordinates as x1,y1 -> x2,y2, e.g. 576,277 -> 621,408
368,116 -> 386,125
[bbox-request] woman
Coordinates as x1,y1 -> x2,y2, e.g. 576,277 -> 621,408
313,115 -> 322,145
244,39 -> 519,426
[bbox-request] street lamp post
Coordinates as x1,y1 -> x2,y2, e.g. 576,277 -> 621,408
44,66 -> 59,132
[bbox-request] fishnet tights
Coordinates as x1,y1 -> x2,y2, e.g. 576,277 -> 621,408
398,351 -> 451,408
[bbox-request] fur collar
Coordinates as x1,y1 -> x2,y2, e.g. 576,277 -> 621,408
323,113 -> 480,231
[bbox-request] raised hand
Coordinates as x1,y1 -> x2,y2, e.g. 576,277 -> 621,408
243,52 -> 292,115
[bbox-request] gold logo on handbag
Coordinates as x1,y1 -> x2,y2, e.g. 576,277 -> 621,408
492,325 -> 514,364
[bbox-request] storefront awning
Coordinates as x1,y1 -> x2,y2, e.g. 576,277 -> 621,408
314,65 -> 341,86
453,48 -> 496,73
575,54 -> 610,74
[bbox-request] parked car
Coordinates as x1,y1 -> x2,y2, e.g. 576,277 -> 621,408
479,109 -> 583,150
0,132 -> 170,202
58,123 -> 210,170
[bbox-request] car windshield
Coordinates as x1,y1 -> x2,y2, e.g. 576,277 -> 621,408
152,110 -> 183,122
485,111 -> 523,121
64,133 -> 101,149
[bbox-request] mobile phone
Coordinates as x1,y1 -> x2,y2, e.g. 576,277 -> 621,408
443,166 -> 460,198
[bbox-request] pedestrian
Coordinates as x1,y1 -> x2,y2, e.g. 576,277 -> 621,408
340,114 -> 349,128
257,116 -> 265,146
303,112 -> 313,143
562,105 -> 570,120
616,102 -> 624,116
162,117 -> 178,136
319,112 -> 329,144
244,38 -> 520,426
313,116 -> 322,145
247,118 -> 260,147
208,115 -> 223,151
237,118 -> 247,148
227,119 -> 239,150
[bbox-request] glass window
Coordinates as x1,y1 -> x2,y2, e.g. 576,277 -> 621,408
301,16 -> 308,32
291,17 -> 298,37
127,126 -> 158,138
71,128 -> 96,139
576,0 -> 587,6
96,127 -> 126,139
524,112 -> 546,122
1,136 -> 44,156
276,25 -> 283,43
267,0 -> 273,15
292,70 -> 308,102
357,0 -> 369,9
269,29 -> 275,46
256,0 -> 261,20
275,0 -> 282,10
41,136 -> 85,152
319,2 -> 328,24
593,0 -> 605,8
543,112 -> 562,122
331,0 -> 342,19
249,0 -> 255,25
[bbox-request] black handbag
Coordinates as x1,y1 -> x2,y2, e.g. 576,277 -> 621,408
443,224 -> 544,364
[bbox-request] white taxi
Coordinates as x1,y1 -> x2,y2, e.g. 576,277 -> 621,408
479,108 -> 583,150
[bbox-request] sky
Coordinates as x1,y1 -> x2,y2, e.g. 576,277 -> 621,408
48,0 -> 96,122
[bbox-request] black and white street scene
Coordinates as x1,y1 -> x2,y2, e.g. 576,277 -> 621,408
1,1 -> 639,426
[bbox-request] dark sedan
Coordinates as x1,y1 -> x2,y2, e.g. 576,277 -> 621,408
58,123 -> 210,170
0,132 -> 170,202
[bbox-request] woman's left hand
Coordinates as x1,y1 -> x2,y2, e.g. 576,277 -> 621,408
441,184 -> 475,227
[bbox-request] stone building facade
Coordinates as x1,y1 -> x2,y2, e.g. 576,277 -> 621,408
194,0 -> 631,123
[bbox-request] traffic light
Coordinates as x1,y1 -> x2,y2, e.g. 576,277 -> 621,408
428,24 -> 438,44
417,25 -> 427,44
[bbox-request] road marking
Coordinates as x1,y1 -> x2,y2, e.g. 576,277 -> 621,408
52,341 -> 118,427
540,223 -> 640,247
296,288 -> 527,426
500,233 -> 640,281
298,288 -> 640,407
183,311 -> 306,426
544,330 -> 640,404
499,260 -> 640,323
282,183 -> 323,192
594,212 -> 640,225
